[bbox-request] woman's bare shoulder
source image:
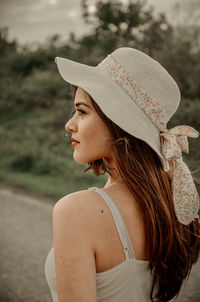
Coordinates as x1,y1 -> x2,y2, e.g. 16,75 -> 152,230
53,188 -> 104,218
52,188 -> 105,250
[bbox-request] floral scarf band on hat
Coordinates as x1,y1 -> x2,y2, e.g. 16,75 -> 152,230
160,125 -> 200,225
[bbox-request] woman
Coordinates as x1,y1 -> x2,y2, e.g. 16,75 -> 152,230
45,47 -> 200,302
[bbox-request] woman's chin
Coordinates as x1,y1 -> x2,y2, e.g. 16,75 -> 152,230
73,153 -> 100,164
73,154 -> 90,164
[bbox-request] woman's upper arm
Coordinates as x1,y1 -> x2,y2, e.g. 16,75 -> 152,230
52,192 -> 97,302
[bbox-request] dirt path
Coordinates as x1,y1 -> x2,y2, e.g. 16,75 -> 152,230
0,184 -> 199,302
0,184 -> 54,302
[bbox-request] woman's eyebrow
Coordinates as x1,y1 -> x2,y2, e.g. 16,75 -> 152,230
74,102 -> 92,109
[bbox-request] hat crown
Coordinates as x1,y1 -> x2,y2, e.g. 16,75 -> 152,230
108,47 -> 181,123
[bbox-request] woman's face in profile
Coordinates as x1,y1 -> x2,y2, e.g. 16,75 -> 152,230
65,87 -> 113,164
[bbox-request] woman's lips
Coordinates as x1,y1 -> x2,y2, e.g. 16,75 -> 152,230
71,137 -> 80,143
71,141 -> 79,147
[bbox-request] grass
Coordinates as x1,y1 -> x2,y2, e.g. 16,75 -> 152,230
0,168 -> 101,200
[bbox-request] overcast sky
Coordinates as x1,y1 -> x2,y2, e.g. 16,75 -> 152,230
0,0 -> 199,46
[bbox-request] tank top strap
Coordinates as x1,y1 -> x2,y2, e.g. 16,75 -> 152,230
88,186 -> 136,260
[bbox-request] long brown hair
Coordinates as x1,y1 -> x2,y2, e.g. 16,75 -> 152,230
71,85 -> 200,302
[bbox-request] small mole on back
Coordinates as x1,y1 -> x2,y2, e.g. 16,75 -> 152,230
101,209 -> 104,214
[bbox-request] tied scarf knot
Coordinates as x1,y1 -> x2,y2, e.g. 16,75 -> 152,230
160,125 -> 200,225
160,125 -> 199,171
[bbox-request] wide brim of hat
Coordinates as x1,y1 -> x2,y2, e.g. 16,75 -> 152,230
55,56 -> 165,169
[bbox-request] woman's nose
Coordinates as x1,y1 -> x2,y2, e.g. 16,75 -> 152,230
65,118 -> 77,132
65,120 -> 71,132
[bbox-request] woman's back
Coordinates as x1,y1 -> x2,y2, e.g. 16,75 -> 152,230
45,182 -> 156,302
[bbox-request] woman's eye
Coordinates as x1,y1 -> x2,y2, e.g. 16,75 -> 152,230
69,108 -> 86,119
77,109 -> 86,115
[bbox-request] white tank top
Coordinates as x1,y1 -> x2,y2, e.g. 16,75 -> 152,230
45,186 -> 160,301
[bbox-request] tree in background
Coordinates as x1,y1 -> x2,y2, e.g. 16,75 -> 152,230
79,0 -> 173,58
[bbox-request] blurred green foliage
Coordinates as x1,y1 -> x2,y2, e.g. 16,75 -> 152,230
0,0 -> 199,199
